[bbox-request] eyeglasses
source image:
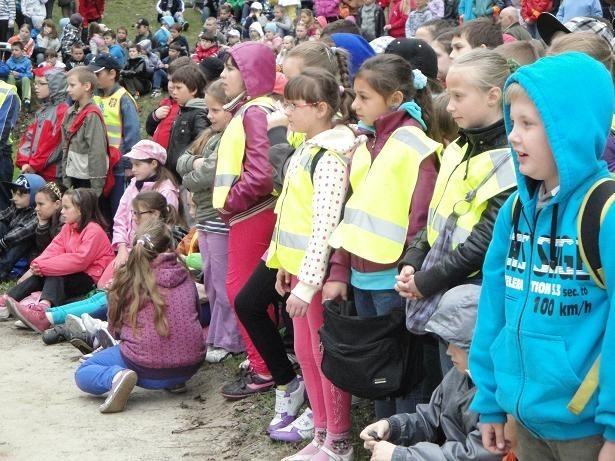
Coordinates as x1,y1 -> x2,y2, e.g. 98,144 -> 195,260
282,102 -> 319,112
132,210 -> 153,216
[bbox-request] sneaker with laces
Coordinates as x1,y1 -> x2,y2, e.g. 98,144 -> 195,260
96,328 -> 118,349
238,358 -> 250,370
99,369 -> 138,413
8,298 -> 51,333
267,376 -> 306,433
270,407 -> 314,443
205,347 -> 231,363
65,314 -> 88,342
220,368 -> 275,400
41,324 -> 72,345
281,438 -> 322,461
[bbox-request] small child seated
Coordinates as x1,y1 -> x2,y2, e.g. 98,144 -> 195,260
191,30 -> 219,63
39,49 -> 66,69
120,44 -> 151,98
6,41 -> 33,111
0,174 -> 46,281
65,43 -> 87,71
360,285 -> 503,461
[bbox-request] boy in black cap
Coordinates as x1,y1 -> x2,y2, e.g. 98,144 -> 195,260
88,54 -> 140,219
134,18 -> 157,47
0,174 -> 45,281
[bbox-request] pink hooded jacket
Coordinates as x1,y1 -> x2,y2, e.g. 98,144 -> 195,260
219,42 -> 277,224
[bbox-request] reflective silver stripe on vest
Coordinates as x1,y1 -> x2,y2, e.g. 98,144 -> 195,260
489,149 -> 516,189
343,208 -> 406,243
431,212 -> 471,244
214,174 -> 238,187
278,229 -> 310,250
391,129 -> 433,157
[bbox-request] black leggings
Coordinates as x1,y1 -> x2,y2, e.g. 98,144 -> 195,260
234,260 -> 296,385
8,272 -> 95,307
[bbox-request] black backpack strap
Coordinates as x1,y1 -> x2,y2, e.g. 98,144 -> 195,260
310,147 -> 328,182
578,178 -> 615,289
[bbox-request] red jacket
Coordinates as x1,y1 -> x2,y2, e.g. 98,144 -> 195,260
191,45 -> 219,63
521,0 -> 553,23
16,102 -> 69,182
78,0 -> 105,24
33,221 -> 114,282
327,111 -> 438,283
387,0 -> 409,38
146,98 -> 180,151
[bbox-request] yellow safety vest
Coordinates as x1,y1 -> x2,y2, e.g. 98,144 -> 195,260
93,87 -> 135,150
266,145 -> 346,275
426,141 -> 516,248
0,81 -> 19,144
329,126 -> 441,264
212,96 -> 276,209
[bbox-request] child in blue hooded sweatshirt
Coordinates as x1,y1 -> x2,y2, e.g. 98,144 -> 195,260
470,52 -> 615,461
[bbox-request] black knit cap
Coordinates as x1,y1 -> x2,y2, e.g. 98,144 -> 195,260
385,38 -> 438,79
199,57 -> 225,83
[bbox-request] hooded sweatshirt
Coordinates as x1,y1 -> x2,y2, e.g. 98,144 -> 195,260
114,252 -> 205,379
16,69 -> 69,182
217,41 -> 276,224
470,52 -> 615,441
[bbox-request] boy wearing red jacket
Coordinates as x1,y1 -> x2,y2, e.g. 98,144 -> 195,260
16,67 -> 69,183
521,0 -> 553,37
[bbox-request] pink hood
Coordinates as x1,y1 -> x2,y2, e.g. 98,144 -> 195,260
228,42 -> 276,98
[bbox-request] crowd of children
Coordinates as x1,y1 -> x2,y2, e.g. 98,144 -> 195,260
1,0 -> 615,460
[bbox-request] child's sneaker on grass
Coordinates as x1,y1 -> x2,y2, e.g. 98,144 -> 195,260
205,346 -> 231,363
270,407 -> 314,443
267,375 -> 306,433
221,367 -> 274,400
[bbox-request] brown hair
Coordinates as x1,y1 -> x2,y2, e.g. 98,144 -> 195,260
189,80 -> 230,154
455,18 -> 503,49
495,41 -> 541,65
284,67 -> 355,125
36,182 -> 66,202
548,31 -> 615,81
42,19 -> 58,39
416,18 -> 451,41
88,22 -> 103,40
107,221 -> 174,337
286,41 -> 352,89
320,19 -> 361,38
171,63 -> 206,97
434,29 -> 454,54
103,29 -> 116,39
168,55 -> 193,77
171,23 -> 184,33
66,66 -> 98,93
63,188 -> 107,232
11,41 -> 23,50
355,54 -> 441,143
432,92 -> 458,145
132,191 -> 182,227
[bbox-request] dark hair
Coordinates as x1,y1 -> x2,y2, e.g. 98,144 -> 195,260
88,22 -> 103,40
200,30 -> 217,42
44,48 -> 58,58
219,3 -> 232,13
36,182 -> 67,202
416,18 -> 451,40
432,92 -> 458,144
321,19 -> 361,38
284,67 -> 355,125
42,19 -> 58,39
20,23 -> 31,32
71,42 -> 84,51
63,188 -> 107,232
455,18 -> 503,49
132,191 -> 182,227
103,29 -> 116,39
434,29 -> 454,54
128,43 -> 143,52
171,23 -> 183,33
171,63 -> 206,97
168,42 -> 183,52
117,26 -> 128,34
167,55 -> 193,76
495,40 -> 540,65
286,41 -> 352,89
356,54 -> 440,143
11,41 -> 24,50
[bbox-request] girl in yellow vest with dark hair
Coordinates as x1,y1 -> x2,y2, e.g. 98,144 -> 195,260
268,69 -> 360,461
324,53 -> 442,419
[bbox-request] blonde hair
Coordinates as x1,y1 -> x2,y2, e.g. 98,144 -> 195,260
286,41 -> 352,88
449,48 -> 511,97
548,32 -> 615,81
66,66 -> 98,92
504,82 -> 529,105
107,221 -> 174,337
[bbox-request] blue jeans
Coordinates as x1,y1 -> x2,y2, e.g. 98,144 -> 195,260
75,345 -> 191,395
152,68 -> 167,90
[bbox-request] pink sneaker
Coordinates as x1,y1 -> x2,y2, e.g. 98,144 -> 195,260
8,298 -> 51,333
0,295 -> 9,321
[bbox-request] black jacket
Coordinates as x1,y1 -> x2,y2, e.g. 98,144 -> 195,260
399,119 -> 514,298
121,56 -> 149,79
167,98 -> 210,180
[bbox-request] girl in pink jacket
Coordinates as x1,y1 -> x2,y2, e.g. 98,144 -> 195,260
7,188 -> 114,333
75,221 -> 205,413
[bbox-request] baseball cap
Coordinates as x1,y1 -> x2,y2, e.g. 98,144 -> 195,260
135,18 -> 149,27
88,54 -> 122,73
385,38 -> 438,79
251,2 -> 263,10
124,140 -> 167,165
2,174 -> 45,194
537,13 -> 615,52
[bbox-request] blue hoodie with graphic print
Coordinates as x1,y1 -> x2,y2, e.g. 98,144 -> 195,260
469,52 -> 615,442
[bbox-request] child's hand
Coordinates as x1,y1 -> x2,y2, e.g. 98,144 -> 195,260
275,268 -> 292,296
368,441 -> 396,460
360,420 -> 391,448
599,441 -> 615,461
383,24 -> 391,31
155,105 -> 171,119
286,293 -> 309,318
30,262 -> 42,276
113,246 -> 129,269
322,281 -> 348,302
21,164 -> 34,173
480,422 -> 510,455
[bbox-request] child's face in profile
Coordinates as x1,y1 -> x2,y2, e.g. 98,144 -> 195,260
11,189 -> 30,209
35,191 -> 61,220
300,11 -> 310,24
171,81 -> 198,106
34,76 -> 50,99
220,60 -> 246,99
168,48 -> 179,59
508,90 -> 558,190
66,74 -> 90,102
446,343 -> 469,374
61,194 -> 81,225
170,29 -> 180,39
446,69 -> 499,130
450,34 -> 472,61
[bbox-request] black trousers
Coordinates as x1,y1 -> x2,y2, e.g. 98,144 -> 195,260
0,222 -> 32,279
8,272 -> 95,306
235,260 -> 296,385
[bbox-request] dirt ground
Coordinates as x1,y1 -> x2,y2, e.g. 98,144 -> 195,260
0,320 -> 299,461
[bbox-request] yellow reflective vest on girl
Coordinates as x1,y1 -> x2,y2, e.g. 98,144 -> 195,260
426,140 -> 516,249
212,96 -> 276,209
266,144 -> 347,276
329,126 -> 442,264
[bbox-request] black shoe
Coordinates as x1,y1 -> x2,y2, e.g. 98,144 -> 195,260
42,324 -> 71,345
182,21 -> 189,31
23,99 -> 31,113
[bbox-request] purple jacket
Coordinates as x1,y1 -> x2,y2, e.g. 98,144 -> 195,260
114,252 -> 205,379
328,111 -> 438,283
220,42 -> 277,224
315,0 -> 340,17
603,134 -> 615,173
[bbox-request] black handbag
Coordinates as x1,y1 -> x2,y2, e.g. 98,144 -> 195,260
318,300 -> 424,400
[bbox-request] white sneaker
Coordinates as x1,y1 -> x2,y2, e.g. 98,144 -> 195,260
238,358 -> 250,370
14,319 -> 28,329
267,376 -> 306,433
270,408 -> 314,443
205,347 -> 231,363
0,305 -> 9,321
